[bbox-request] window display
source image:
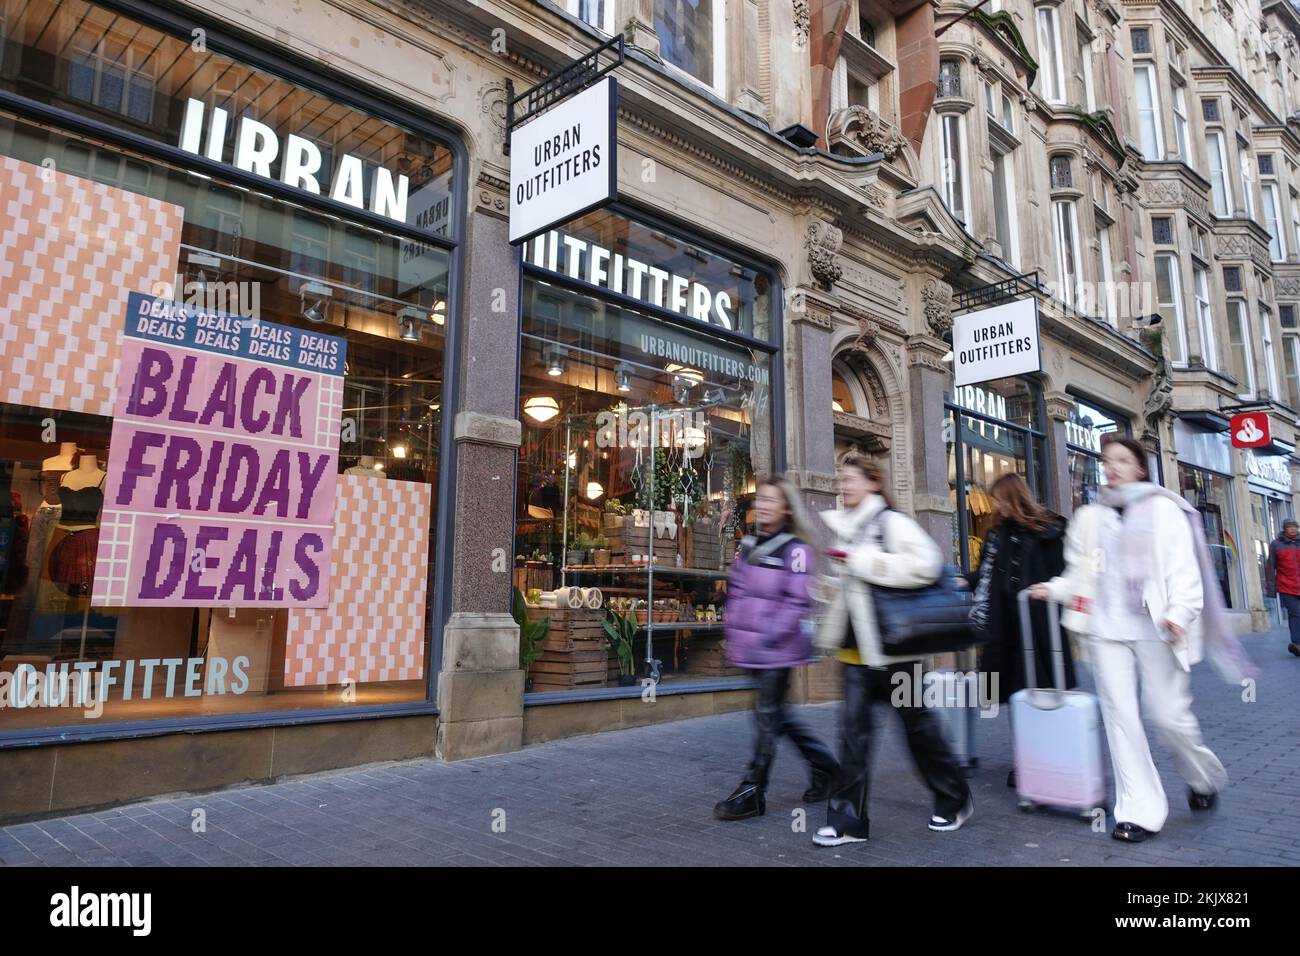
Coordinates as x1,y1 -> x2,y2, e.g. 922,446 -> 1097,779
0,0 -> 459,734
945,377 -> 1046,572
1066,398 -> 1126,510
1178,464 -> 1246,611
514,209 -> 777,692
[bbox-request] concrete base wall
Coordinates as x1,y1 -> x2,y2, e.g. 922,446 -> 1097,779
0,714 -> 437,824
523,689 -> 755,745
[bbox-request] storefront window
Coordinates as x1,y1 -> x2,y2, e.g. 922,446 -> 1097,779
0,0 -> 459,735
945,377 -> 1047,572
515,209 -> 776,692
1178,464 -> 1246,611
1066,398 -> 1126,510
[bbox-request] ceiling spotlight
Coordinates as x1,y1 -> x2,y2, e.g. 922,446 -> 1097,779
523,395 -> 560,423
398,305 -> 425,342
300,282 -> 332,324
432,301 -> 446,326
544,346 -> 567,377
614,362 -> 633,393
665,364 -> 704,385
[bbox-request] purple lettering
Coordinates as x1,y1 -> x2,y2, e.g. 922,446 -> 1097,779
295,453 -> 330,519
288,532 -> 324,601
260,529 -> 284,601
240,367 -> 276,434
198,362 -> 237,428
125,347 -> 173,417
183,525 -> 227,601
137,524 -> 187,600
253,449 -> 291,517
272,374 -> 311,439
116,430 -> 167,505
218,528 -> 260,602
195,440 -> 226,512
153,435 -> 202,510
217,444 -> 260,514
168,354 -> 201,424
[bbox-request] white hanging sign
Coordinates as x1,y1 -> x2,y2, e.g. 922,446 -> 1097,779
509,78 -> 618,244
952,297 -> 1042,388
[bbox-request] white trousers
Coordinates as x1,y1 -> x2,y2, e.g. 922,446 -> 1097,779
1089,637 -> 1228,832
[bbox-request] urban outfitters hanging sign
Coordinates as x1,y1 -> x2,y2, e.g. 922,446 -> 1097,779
509,77 -> 618,244
90,292 -> 346,609
952,297 -> 1041,388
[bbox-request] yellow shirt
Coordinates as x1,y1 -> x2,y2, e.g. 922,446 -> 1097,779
836,648 -> 862,665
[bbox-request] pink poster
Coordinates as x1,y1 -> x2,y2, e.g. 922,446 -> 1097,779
91,291 -> 346,608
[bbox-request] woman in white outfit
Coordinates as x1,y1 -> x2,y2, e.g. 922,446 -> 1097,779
1029,436 -> 1227,843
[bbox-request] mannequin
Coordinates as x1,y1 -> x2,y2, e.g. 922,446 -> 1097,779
58,455 -> 107,532
344,455 -> 386,478
42,441 -> 78,473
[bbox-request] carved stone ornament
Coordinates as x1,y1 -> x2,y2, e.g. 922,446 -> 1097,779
1142,360 -> 1174,442
478,81 -> 509,135
826,106 -> 909,161
1217,234 -> 1251,259
793,0 -> 810,47
1278,276 -> 1300,298
849,316 -> 882,353
805,220 -> 844,291
862,183 -> 889,210
921,278 -> 954,338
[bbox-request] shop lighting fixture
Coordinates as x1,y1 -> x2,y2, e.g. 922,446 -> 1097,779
832,400 -> 845,413
586,481 -> 604,500
432,301 -> 446,326
567,452 -> 578,470
676,426 -> 707,451
665,364 -> 704,384
300,282 -> 333,324
397,305 -> 426,342
544,346 -> 568,377
523,395 -> 560,423
392,445 -> 407,459
672,377 -> 692,405
614,362 -> 633,392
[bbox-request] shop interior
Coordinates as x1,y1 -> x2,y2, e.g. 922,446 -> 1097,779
515,282 -> 771,692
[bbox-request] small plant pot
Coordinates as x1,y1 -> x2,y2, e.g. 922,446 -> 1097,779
635,609 -> 649,626
569,550 -> 588,566
593,549 -> 610,567
618,674 -> 637,687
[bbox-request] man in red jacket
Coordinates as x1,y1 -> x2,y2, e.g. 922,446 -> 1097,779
1264,518 -> 1300,657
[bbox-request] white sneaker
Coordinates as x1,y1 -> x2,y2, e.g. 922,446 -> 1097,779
928,797 -> 974,832
812,826 -> 868,847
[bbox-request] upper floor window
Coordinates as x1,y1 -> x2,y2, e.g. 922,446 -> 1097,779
991,148 -> 1019,267
68,34 -> 156,123
1207,130 -> 1232,217
1053,199 -> 1082,308
941,113 -> 968,222
1049,155 -> 1073,189
1078,36 -> 1096,112
1155,252 -> 1187,364
1151,216 -> 1173,245
1001,93 -> 1016,131
1201,98 -> 1221,123
572,0 -> 615,32
654,0 -> 726,93
1263,183 -> 1288,262
1036,6 -> 1066,104
1171,82 -> 1189,163
939,59 -> 962,98
1130,27 -> 1152,55
1133,63 -> 1163,161
1237,137 -> 1255,219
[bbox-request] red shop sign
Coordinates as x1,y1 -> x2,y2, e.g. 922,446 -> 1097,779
1230,412 -> 1271,448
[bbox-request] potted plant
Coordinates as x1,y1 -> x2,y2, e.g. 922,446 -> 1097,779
512,586 -> 549,691
602,609 -> 638,686
568,532 -> 592,566
592,534 -> 610,566
633,599 -> 649,626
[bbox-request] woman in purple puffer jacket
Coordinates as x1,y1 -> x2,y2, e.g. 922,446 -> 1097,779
713,476 -> 839,821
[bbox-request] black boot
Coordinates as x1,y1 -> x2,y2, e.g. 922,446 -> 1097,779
1188,788 -> 1218,812
1111,822 -> 1153,843
714,783 -> 765,821
802,766 -> 836,803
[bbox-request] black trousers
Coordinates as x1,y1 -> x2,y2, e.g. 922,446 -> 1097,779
743,667 -> 838,789
826,663 -> 971,838
1281,592 -> 1300,645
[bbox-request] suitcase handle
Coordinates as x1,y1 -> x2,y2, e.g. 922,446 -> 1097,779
1017,589 -> 1067,692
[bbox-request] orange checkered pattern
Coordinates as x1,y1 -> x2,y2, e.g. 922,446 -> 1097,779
283,475 -> 432,687
0,156 -> 183,416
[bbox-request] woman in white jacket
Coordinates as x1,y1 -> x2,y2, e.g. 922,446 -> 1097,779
1029,436 -> 1227,843
811,456 -> 973,847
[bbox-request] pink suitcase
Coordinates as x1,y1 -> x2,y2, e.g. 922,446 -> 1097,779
1011,591 -> 1107,815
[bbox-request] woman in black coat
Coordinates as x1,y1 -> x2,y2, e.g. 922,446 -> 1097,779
967,474 -> 1074,787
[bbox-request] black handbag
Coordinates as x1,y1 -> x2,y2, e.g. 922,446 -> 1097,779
861,510 -> 987,656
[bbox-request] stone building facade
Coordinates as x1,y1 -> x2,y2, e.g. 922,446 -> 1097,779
0,0 -> 1297,819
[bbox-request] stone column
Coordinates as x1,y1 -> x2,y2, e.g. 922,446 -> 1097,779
1044,390 -> 1075,517
436,180 -> 526,761
625,0 -> 662,57
907,276 -> 956,547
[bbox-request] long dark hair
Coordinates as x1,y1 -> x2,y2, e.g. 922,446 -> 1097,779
989,473 -> 1055,533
